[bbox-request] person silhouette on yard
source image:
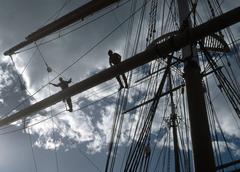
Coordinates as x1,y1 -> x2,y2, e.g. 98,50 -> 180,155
108,50 -> 128,90
50,77 -> 73,112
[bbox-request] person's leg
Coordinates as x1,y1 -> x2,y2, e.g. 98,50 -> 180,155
66,98 -> 73,112
121,74 -> 128,88
116,75 -> 124,89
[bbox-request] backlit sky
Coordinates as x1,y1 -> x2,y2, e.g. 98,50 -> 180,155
0,0 -> 240,172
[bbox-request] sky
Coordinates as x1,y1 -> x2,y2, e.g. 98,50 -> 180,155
0,0 -> 240,172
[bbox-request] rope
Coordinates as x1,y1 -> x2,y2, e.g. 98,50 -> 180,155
51,118 -> 103,172
124,57 -> 172,172
47,72 -> 60,172
27,128 -> 38,172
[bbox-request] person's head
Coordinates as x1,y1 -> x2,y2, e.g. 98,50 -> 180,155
108,50 -> 113,56
59,77 -> 63,82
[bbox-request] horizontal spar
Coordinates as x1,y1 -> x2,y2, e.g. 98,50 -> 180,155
0,6 -> 240,127
123,84 -> 184,114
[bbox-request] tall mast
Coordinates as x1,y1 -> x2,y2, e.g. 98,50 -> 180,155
176,0 -> 216,171
169,72 -> 180,172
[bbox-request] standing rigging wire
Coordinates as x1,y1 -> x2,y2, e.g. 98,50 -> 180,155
222,28 -> 240,69
162,132 -> 169,172
123,57 -> 172,172
27,128 -> 38,172
168,69 -> 184,172
218,54 -> 240,95
107,63 -> 136,172
144,0 -> 169,110
47,71 -> 60,172
179,94 -> 191,172
109,94 -> 127,172
163,0 -> 178,34
153,130 -> 170,172
165,130 -> 171,172
205,85 -> 238,170
148,100 -> 170,162
35,41 -> 71,84
125,4 -> 167,169
35,43 -> 53,73
6,55 -> 33,101
181,87 -> 192,172
127,0 -> 182,167
13,78 -> 39,172
132,0 -> 148,81
210,0 -> 240,70
206,93 -> 223,169
145,0 -> 179,104
177,123 -> 188,171
123,0 -> 138,58
50,119 -> 103,172
160,0 -> 166,35
141,72 -> 182,171
21,90 -> 38,172
104,90 -> 123,172
43,0 -> 73,25
128,0 -> 157,144
204,0 -> 240,92
199,42 -> 240,118
171,74 -> 185,165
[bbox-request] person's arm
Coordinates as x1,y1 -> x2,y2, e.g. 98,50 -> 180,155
67,78 -> 72,84
50,83 -> 59,87
109,58 -> 113,66
117,54 -> 122,62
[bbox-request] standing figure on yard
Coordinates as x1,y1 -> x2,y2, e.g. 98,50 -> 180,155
108,50 -> 128,90
50,77 -> 73,112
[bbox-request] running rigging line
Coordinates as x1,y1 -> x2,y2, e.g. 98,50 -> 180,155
123,57 -> 172,172
199,41 -> 240,117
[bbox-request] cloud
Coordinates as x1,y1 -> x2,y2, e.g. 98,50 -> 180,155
212,140 -> 240,157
